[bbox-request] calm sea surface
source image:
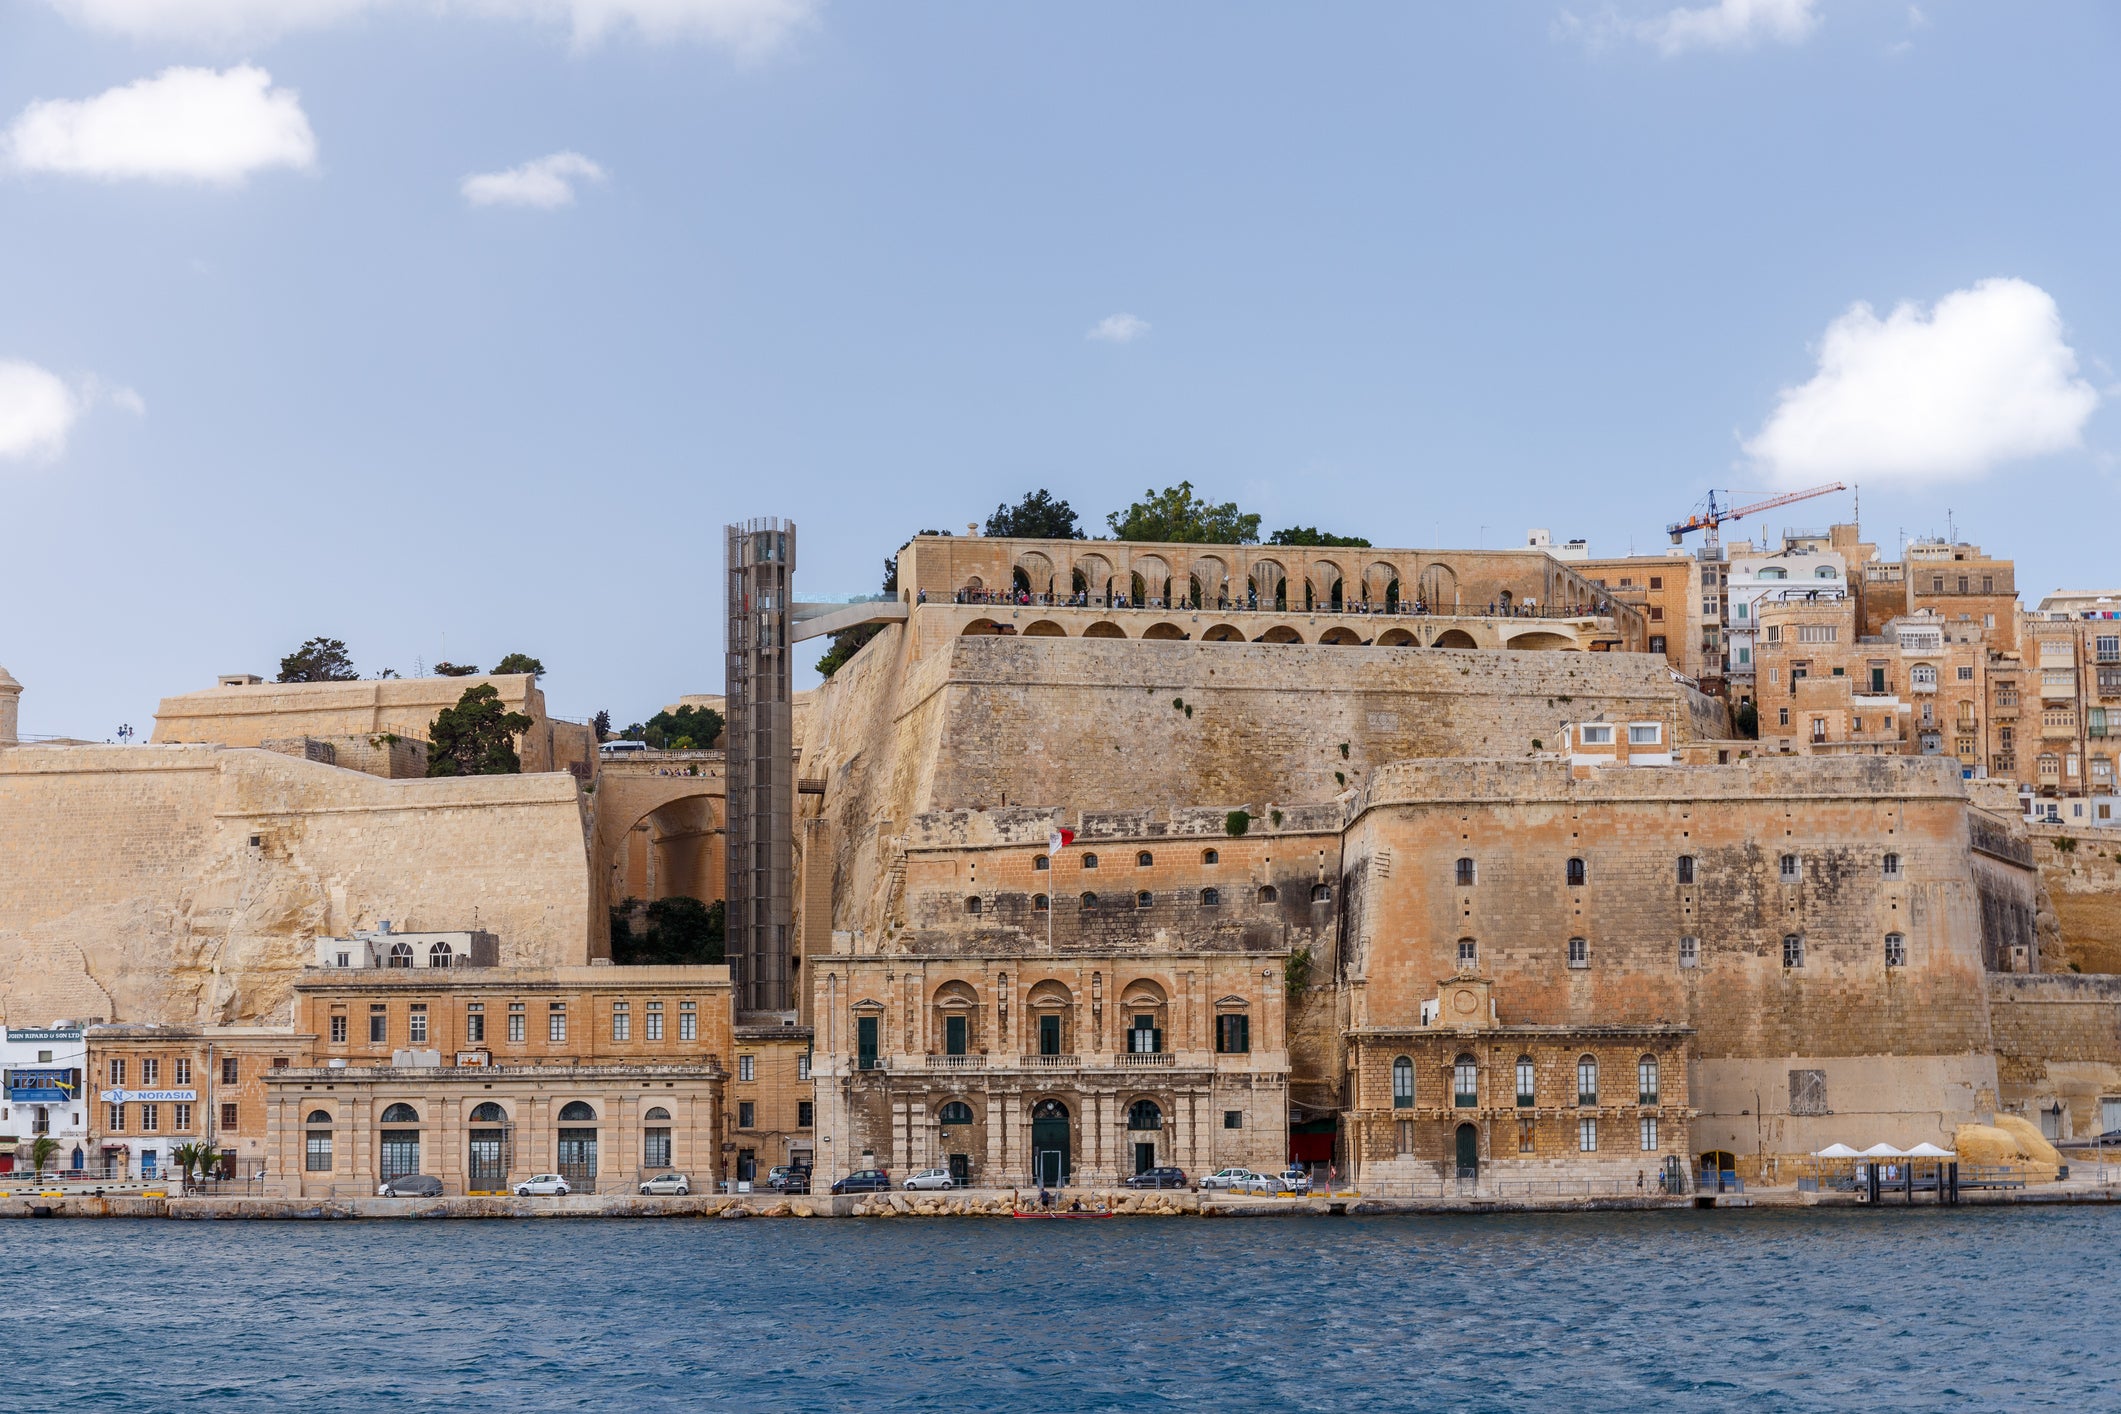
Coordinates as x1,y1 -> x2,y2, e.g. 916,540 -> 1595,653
4,1209 -> 2115,1411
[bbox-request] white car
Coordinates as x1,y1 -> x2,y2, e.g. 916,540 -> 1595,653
1198,1167 -> 1260,1192
903,1168 -> 956,1190
638,1172 -> 691,1196
514,1174 -> 571,1196
1239,1171 -> 1283,1195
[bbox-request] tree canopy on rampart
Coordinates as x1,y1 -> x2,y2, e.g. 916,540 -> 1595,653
985,489 -> 1084,539
277,637 -> 358,683
1107,481 -> 1261,544
427,683 -> 532,776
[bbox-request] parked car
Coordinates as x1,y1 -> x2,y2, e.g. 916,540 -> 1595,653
831,1169 -> 892,1194
1198,1167 -> 1260,1192
1238,1171 -> 1282,1195
638,1172 -> 692,1196
514,1174 -> 571,1196
376,1174 -> 444,1198
904,1168 -> 956,1191
775,1168 -> 812,1195
1124,1167 -> 1189,1190
1279,1167 -> 1313,1195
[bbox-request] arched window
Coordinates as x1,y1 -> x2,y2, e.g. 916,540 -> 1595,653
1135,891 -> 1153,909
557,1101 -> 597,1122
305,1109 -> 333,1125
380,1103 -> 420,1124
1453,1054 -> 1478,1108
1199,887 -> 1221,906
1566,858 -> 1587,886
1311,883 -> 1332,902
1081,853 -> 1099,869
1884,932 -> 1907,967
387,942 -> 414,968
1259,885 -> 1278,903
643,1106 -> 671,1122
1202,848 -> 1219,865
304,1110 -> 334,1172
1033,894 -> 1048,912
1638,1055 -> 1659,1105
1033,855 -> 1050,872
939,1101 -> 973,1125
1576,1056 -> 1598,1106
1515,1056 -> 1535,1107
1676,855 -> 1695,885
965,896 -> 982,916
1127,1099 -> 1163,1131
1080,892 -> 1098,910
428,941 -> 453,968
1391,1056 -> 1414,1109
469,1102 -> 508,1123
1455,857 -> 1476,886
1136,851 -> 1154,867
1882,852 -> 1902,880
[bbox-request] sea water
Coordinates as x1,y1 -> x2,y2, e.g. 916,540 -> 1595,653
2,1208 -> 2114,1411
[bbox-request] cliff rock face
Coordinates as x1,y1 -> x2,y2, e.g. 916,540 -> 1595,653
0,745 -> 591,1027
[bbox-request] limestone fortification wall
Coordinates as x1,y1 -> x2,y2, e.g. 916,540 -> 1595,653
2026,824 -> 2121,974
1986,972 -> 2121,1139
0,744 -> 591,1029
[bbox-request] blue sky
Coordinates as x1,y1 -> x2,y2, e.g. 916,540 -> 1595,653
3,0 -> 2116,739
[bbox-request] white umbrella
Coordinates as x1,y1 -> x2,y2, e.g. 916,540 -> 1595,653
1860,1142 -> 1907,1158
1813,1143 -> 1862,1158
1904,1142 -> 1955,1158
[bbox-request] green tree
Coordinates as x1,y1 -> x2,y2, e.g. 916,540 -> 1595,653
27,1135 -> 59,1181
433,661 -> 480,676
611,896 -> 725,965
985,489 -> 1084,539
625,704 -> 724,750
1734,700 -> 1759,738
492,653 -> 545,679
277,637 -> 358,683
427,684 -> 533,776
592,709 -> 612,743
1107,481 -> 1261,544
1268,526 -> 1371,547
170,1140 -> 221,1192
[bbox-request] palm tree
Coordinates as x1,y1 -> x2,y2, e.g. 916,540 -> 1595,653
27,1136 -> 60,1182
171,1141 -> 219,1193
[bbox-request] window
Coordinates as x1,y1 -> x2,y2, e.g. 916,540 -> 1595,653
1391,1056 -> 1414,1109
1798,624 -> 1838,644
173,1058 -> 191,1085
1679,936 -> 1699,969
220,1102 -> 238,1130
369,1005 -> 388,1043
465,1006 -> 485,1044
738,1101 -> 755,1129
1884,932 -> 1907,967
1779,853 -> 1800,882
1033,855 -> 1049,871
141,1103 -> 160,1133
331,1015 -> 348,1044
1958,665 -> 1974,681
1081,853 -> 1099,870
1577,1056 -> 1598,1106
1455,857 -> 1476,886
1080,892 -> 1099,910
679,1001 -> 696,1042
1453,1055 -> 1478,1108
1311,883 -> 1332,902
2101,636 -> 2121,664
1127,1100 -> 1163,1131
857,1015 -> 879,1070
387,941 -> 413,968
142,1059 -> 159,1085
1458,938 -> 1477,966
1216,1013 -> 1251,1053
1567,937 -> 1588,968
408,1005 -> 428,1045
221,1057 -> 238,1085
1783,934 -> 1805,968
1650,636 -> 1668,654
1129,1015 -> 1161,1054
1516,1056 -> 1535,1106
1640,1117 -> 1659,1152
429,941 -> 453,968
963,895 -> 983,916
1579,724 -> 1613,745
1033,894 -> 1049,912
1628,723 -> 1661,745
1883,852 -> 1902,880
1258,885 -> 1278,903
1199,887 -> 1220,906
739,1054 -> 756,1082
306,1130 -> 333,1172
508,1004 -> 526,1043
1202,848 -> 1219,865
108,1059 -> 125,1085
1578,1117 -> 1598,1152
1566,858 -> 1586,886
1638,1055 -> 1659,1105
1224,1110 -> 1243,1130
1518,1117 -> 1536,1153
1676,855 -> 1695,885
611,1003 -> 630,1042
1912,665 -> 1937,688
1778,708 -> 1790,727
939,1101 -> 972,1126
107,1103 -> 124,1132
1136,891 -> 1154,908
549,1004 -> 567,1043
174,1103 -> 192,1131
798,1101 -> 814,1128
1397,1120 -> 1416,1154
1136,851 -> 1153,867
1649,575 -> 1663,590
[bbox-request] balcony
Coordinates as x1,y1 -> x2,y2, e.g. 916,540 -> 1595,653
1119,1052 -> 1176,1067
925,1054 -> 987,1070
1022,1054 -> 1081,1069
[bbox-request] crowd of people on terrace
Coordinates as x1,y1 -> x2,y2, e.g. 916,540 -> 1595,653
944,586 -> 1611,619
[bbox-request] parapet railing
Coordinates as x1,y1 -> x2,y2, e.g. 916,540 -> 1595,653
939,591 -> 1618,621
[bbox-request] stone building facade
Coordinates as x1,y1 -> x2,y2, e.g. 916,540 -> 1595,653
85,1024 -> 308,1181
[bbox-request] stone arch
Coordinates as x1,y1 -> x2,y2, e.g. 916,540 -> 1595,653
1419,562 -> 1457,610
593,767 -> 727,953
1190,554 -> 1229,608
1014,550 -> 1055,597
1505,629 -> 1577,651
961,574 -> 986,596
1432,627 -> 1479,650
1365,561 -> 1401,608
1073,552 -> 1113,601
1142,622 -> 1188,641
1021,620 -> 1067,637
962,618 -> 1006,636
1377,627 -> 1417,647
1118,977 -> 1168,1007
1129,555 -> 1171,607
1082,620 -> 1127,639
1318,626 -> 1363,646
1248,559 -> 1288,610
1201,623 -> 1245,642
1257,625 -> 1304,644
1310,560 -> 1344,612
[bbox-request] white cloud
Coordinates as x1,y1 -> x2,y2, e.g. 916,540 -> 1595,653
1744,278 -> 2100,488
461,150 -> 606,208
1644,0 -> 1818,54
40,0 -> 816,55
0,361 -> 80,462
3,66 -> 316,185
1088,313 -> 1150,344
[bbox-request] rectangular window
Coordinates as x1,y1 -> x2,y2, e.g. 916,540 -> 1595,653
141,1058 -> 159,1085
1224,1110 -> 1242,1130
306,1133 -> 333,1172
221,1057 -> 238,1085
643,1128 -> 672,1169
1649,576 -> 1662,590
1783,934 -> 1805,968
221,1102 -> 239,1131
1640,1117 -> 1659,1152
171,1102 -> 190,1131
549,1004 -> 567,1043
857,1015 -> 879,1070
944,1015 -> 968,1055
1798,624 -> 1838,643
1129,1016 -> 1161,1054
1516,1057 -> 1535,1107
140,1103 -> 159,1133
1578,1117 -> 1598,1153
679,1002 -> 696,1042
109,1059 -> 125,1086
465,1006 -> 485,1044
408,1005 -> 428,1045
1885,933 -> 1907,967
1628,723 -> 1661,745
1578,724 -> 1613,745
1679,936 -> 1699,969
1567,937 -> 1588,968
1958,665 -> 1974,681
646,1001 -> 664,1042
508,1004 -> 526,1044
331,1015 -> 348,1044
1397,1120 -> 1415,1155
108,1103 -> 124,1132
369,1006 -> 387,1044
174,1058 -> 191,1085
1215,1013 -> 1251,1054
738,1101 -> 755,1129
797,1053 -> 811,1081
612,1003 -> 630,1042
1518,1117 -> 1536,1153
798,1100 -> 814,1128
739,1054 -> 756,1082
1780,854 -> 1800,882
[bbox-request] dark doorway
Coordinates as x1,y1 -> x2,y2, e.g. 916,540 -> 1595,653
944,1015 -> 968,1056
857,1015 -> 878,1070
1455,1122 -> 1479,1180
948,1153 -> 971,1185
1135,1141 -> 1156,1175
737,1148 -> 756,1182
1031,1099 -> 1071,1185
1039,1014 -> 1061,1055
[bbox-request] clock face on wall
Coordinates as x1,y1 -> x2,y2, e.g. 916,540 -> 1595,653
1453,989 -> 1476,1015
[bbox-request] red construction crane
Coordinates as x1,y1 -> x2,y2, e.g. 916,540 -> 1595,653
1667,482 -> 1848,554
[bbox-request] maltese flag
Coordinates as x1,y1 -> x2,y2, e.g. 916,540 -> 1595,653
1048,826 -> 1075,857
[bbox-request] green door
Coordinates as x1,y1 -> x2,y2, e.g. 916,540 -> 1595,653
1135,1141 -> 1156,1175
1039,1014 -> 1061,1055
945,1015 -> 968,1056
1030,1099 -> 1071,1185
1455,1123 -> 1479,1180
857,1016 -> 878,1070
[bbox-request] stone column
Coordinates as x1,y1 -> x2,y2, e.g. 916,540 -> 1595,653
0,665 -> 19,748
